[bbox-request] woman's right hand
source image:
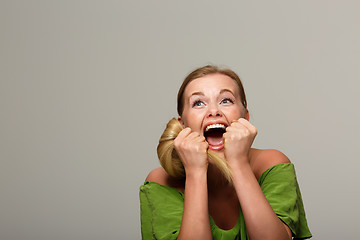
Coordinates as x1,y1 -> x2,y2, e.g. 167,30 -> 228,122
173,127 -> 209,175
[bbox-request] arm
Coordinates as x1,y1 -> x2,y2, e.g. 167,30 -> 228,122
231,160 -> 292,240
174,128 -> 212,240
224,119 -> 292,240
178,168 -> 211,240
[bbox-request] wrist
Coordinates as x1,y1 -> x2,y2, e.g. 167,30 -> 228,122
185,168 -> 208,181
228,157 -> 251,172
227,156 -> 250,168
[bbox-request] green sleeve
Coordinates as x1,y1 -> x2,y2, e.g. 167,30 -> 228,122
259,163 -> 312,239
139,181 -> 183,240
139,185 -> 155,240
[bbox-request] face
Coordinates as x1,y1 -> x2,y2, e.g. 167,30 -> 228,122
178,73 -> 248,151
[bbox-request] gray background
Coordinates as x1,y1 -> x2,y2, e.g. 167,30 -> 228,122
1,0 -> 359,239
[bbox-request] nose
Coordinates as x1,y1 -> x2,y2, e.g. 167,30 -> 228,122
207,104 -> 222,117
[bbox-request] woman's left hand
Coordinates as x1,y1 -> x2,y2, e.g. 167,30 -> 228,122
223,118 -> 257,165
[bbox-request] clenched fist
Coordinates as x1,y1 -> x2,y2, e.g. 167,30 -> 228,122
174,128 -> 209,176
223,118 -> 257,166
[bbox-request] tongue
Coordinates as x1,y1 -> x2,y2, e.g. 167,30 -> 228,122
206,131 -> 224,146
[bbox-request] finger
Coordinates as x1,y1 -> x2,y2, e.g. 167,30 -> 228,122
231,118 -> 255,131
225,122 -> 252,138
187,131 -> 202,141
226,122 -> 246,132
229,121 -> 246,129
194,135 -> 206,143
237,118 -> 257,133
176,127 -> 192,141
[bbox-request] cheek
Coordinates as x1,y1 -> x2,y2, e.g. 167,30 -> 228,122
224,108 -> 244,119
182,111 -> 203,128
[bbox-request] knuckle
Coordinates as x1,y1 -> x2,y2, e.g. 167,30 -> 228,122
253,128 -> 258,135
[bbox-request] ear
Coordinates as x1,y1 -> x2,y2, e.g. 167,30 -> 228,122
244,109 -> 250,121
177,116 -> 185,128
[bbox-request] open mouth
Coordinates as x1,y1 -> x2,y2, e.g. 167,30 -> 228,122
204,124 -> 226,150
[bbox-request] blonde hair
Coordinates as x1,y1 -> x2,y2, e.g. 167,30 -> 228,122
157,118 -> 233,184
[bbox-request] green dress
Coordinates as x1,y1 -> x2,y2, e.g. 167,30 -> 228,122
139,163 -> 312,239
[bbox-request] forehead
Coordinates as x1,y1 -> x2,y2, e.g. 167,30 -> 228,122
184,73 -> 239,97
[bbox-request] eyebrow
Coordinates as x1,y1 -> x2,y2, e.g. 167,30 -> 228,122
189,89 -> 235,97
219,89 -> 235,96
189,91 -> 205,97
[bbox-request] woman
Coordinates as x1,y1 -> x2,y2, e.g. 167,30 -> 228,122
140,65 -> 312,240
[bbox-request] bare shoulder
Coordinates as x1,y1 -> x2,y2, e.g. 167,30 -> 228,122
145,167 -> 170,184
250,148 -> 291,179
145,167 -> 184,190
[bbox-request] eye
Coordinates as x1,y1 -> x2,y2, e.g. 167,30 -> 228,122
221,98 -> 234,105
192,100 -> 205,107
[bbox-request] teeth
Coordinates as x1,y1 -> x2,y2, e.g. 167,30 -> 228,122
205,124 -> 226,132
